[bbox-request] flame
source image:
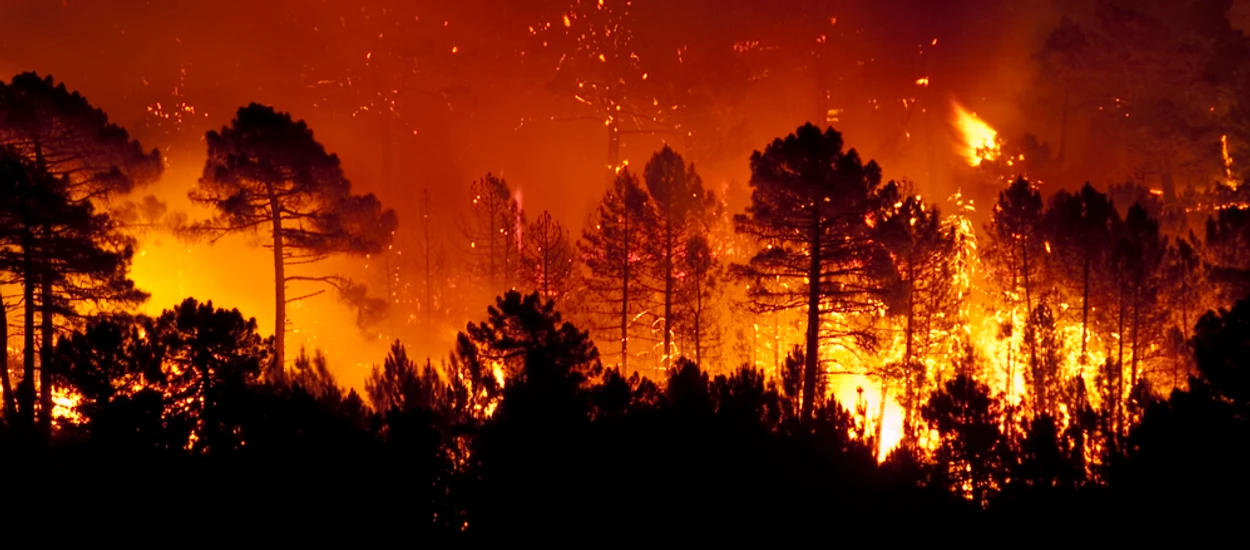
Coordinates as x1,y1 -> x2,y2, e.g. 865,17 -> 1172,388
951,100 -> 1001,166
1222,134 -> 1236,189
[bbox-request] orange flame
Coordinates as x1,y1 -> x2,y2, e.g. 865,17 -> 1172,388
951,100 -> 1000,166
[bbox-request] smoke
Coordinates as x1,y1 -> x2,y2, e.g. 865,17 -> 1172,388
0,0 -> 1098,389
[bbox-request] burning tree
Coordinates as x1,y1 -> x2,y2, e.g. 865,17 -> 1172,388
190,103 -> 398,373
1044,184 -> 1117,365
0,151 -> 147,433
875,184 -> 964,442
0,72 -> 161,433
463,173 -> 522,298
678,233 -> 723,371
579,167 -> 654,373
733,124 -> 896,423
522,210 -> 575,302
984,177 -> 1047,398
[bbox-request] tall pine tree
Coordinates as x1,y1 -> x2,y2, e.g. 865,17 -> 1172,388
733,124 -> 896,423
190,103 -> 397,373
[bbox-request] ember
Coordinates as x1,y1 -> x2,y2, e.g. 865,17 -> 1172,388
1,0 -> 1248,537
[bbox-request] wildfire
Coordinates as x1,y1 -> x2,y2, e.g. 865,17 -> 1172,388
951,100 -> 1001,166
1222,134 -> 1236,189
52,386 -> 84,428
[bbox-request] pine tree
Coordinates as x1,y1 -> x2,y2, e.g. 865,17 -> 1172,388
463,173 -> 522,298
0,151 -> 145,432
579,168 -> 654,373
985,177 -> 1046,402
0,73 -> 161,433
732,124 -> 896,423
642,146 -> 713,370
190,103 -> 397,373
876,184 -> 962,440
1043,183 -> 1116,364
522,211 -> 575,302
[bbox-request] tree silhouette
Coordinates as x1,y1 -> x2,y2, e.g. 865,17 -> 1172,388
1023,298 -> 1062,419
642,146 -> 712,370
922,374 -> 1008,508
1109,203 -> 1166,431
679,234 -> 723,369
522,210 -> 574,301
0,73 -> 160,434
457,290 -> 602,416
876,184 -> 963,441
985,177 -> 1046,399
190,103 -> 397,372
147,298 -> 269,454
366,340 -> 444,417
463,173 -> 522,297
733,123 -> 895,423
0,151 -> 145,433
0,72 -> 162,197
579,168 -> 654,372
1044,184 -> 1116,364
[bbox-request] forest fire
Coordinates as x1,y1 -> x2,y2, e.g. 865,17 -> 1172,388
951,99 -> 1001,167
2,0 -> 1250,536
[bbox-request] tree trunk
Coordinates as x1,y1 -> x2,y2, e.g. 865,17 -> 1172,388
20,238 -> 36,428
903,262 -> 916,438
0,294 -> 17,421
1081,250 -> 1090,363
541,236 -> 550,299
1130,294 -> 1140,396
802,205 -> 822,424
1116,291 -> 1126,439
39,266 -> 53,436
694,275 -> 703,369
269,188 -> 286,374
620,202 -> 630,374
875,383 -> 889,461
663,221 -> 673,371
1021,240 -> 1036,377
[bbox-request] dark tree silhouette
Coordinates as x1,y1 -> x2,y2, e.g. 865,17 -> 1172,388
522,210 -> 574,301
1044,183 -> 1116,364
0,72 -> 160,434
984,177 -> 1046,399
1109,203 -> 1166,428
922,374 -> 1008,508
146,298 -> 269,454
456,290 -> 602,416
0,151 -> 145,433
679,234 -> 722,369
463,173 -> 522,296
642,146 -> 712,370
366,340 -> 444,416
271,346 -> 337,398
0,72 -> 162,197
190,103 -> 397,373
580,167 -> 654,372
876,183 -> 963,442
733,123 -> 895,423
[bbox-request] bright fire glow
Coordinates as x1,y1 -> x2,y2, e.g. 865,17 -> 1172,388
951,100 -> 1001,166
1222,134 -> 1236,189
